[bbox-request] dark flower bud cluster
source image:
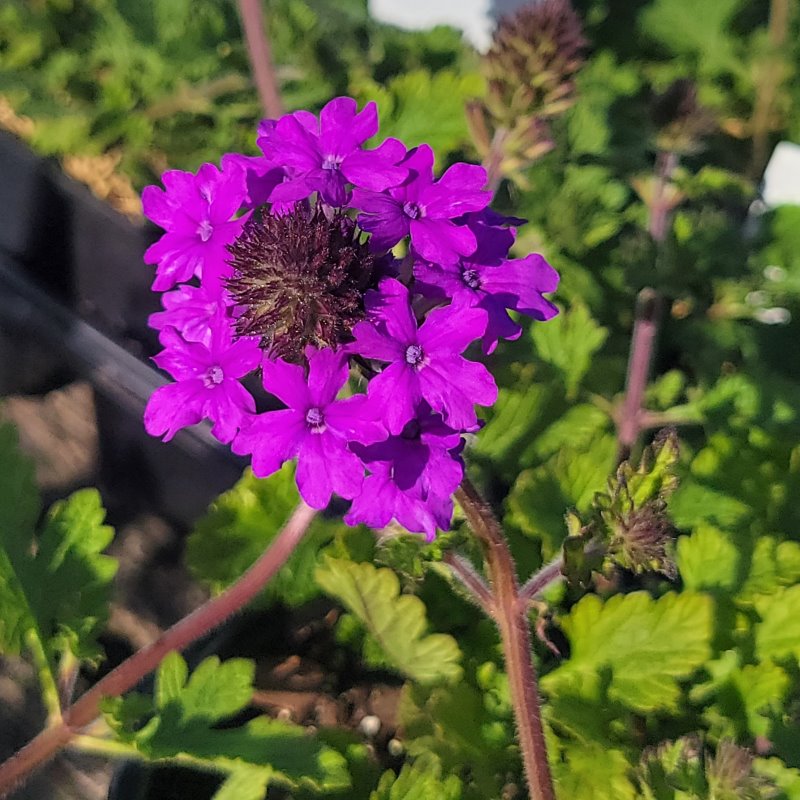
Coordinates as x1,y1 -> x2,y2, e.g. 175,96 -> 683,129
468,0 -> 587,185
141,97 -> 559,538
226,205 -> 378,361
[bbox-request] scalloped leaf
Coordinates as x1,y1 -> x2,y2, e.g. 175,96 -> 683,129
531,301 -> 609,398
543,591 -> 713,712
0,424 -> 116,665
553,742 -> 637,800
315,558 -> 462,685
755,585 -> 800,663
104,652 -> 350,792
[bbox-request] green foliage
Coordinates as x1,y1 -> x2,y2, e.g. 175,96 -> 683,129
353,69 -> 483,162
0,424 -> 116,677
103,652 -> 350,792
506,433 -> 617,557
531,301 -> 610,398
543,591 -> 713,712
315,558 -> 462,685
370,754 -> 462,800
0,0 -> 473,186
187,464 -> 350,607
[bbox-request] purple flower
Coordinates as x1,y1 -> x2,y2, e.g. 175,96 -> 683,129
258,97 -> 407,207
222,150 -> 286,211
352,145 -> 491,264
144,326 -> 261,444
232,348 -> 384,509
415,215 -> 560,353
148,282 -> 231,346
345,408 -> 464,539
351,278 -> 497,433
143,162 -> 248,291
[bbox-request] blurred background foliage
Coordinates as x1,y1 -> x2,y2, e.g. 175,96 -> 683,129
3,0 -> 800,798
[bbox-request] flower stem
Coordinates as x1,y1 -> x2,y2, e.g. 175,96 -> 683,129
455,476 -> 556,800
236,0 -> 284,118
443,552 -> 494,615
519,555 -> 564,603
616,287 -> 660,464
24,630 -> 61,724
0,502 -> 316,799
483,127 -> 509,195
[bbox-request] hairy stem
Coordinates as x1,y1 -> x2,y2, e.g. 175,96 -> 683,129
236,0 -> 284,118
24,630 -> 61,724
455,476 -> 555,800
616,288 -> 660,464
443,552 -> 495,615
484,127 -> 509,195
519,555 -> 564,603
0,502 -> 316,799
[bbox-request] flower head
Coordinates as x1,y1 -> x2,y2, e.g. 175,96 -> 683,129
142,95 -> 559,536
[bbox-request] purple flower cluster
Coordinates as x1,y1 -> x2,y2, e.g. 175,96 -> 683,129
143,97 -> 559,539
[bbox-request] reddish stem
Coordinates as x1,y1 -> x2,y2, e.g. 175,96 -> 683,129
616,288 -> 660,464
456,477 -> 556,800
648,152 -> 678,243
237,0 -> 284,118
443,552 -> 495,615
0,502 -> 316,798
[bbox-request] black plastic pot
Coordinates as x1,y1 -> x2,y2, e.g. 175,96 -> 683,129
0,131 -> 244,526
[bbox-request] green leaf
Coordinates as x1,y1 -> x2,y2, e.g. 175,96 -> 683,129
506,433 -> 617,557
157,652 -> 255,723
105,653 -> 350,792
353,69 -> 483,161
677,525 -> 740,592
187,465 -> 346,607
639,0 -> 743,76
669,482 -> 752,531
370,754 -> 462,800
755,758 -> 800,800
528,404 -> 611,461
543,592 -> 713,712
553,742 -> 637,800
0,423 -> 40,552
398,680 -> 516,798
0,423 -> 116,666
315,558 -> 462,685
755,585 -> 800,663
531,301 -> 609,397
567,52 -> 641,157
473,382 -> 559,468
212,766 -> 269,800
739,538 -> 800,602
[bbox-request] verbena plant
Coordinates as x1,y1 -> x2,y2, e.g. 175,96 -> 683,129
2,1 -> 800,799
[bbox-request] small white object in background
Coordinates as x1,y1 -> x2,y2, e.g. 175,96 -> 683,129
762,141 -> 800,207
369,0 -> 494,50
